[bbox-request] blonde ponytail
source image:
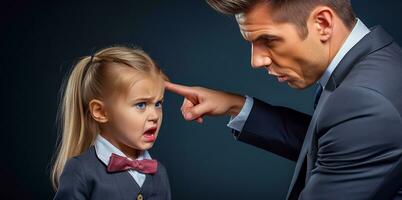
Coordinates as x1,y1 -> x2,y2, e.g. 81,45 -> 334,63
51,56 -> 97,189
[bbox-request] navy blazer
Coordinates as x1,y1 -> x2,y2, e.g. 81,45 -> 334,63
54,146 -> 171,200
234,26 -> 402,199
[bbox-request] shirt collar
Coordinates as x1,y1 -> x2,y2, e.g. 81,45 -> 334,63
318,19 -> 370,88
94,134 -> 152,166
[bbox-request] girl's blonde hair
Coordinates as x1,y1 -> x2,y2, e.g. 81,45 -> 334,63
51,46 -> 168,190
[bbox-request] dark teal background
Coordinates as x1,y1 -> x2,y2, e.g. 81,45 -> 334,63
1,0 -> 402,199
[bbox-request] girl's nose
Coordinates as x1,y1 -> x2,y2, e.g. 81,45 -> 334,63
147,107 -> 159,122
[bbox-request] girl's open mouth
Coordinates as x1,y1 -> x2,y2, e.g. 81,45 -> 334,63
143,127 -> 157,142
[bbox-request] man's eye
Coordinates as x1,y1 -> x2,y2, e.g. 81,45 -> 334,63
155,101 -> 163,108
259,37 -> 277,47
265,39 -> 276,46
135,102 -> 146,110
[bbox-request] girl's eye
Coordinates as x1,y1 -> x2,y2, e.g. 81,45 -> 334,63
155,101 -> 163,108
135,102 -> 146,110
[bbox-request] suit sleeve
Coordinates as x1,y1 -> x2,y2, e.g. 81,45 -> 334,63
53,158 -> 89,200
300,86 -> 402,199
234,97 -> 312,161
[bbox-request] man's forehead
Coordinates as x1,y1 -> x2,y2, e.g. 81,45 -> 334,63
235,13 -> 276,41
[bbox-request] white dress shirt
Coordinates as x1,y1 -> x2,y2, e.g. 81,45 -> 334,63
227,19 -> 370,132
94,134 -> 152,187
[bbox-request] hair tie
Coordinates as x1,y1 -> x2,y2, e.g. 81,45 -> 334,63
81,55 -> 95,83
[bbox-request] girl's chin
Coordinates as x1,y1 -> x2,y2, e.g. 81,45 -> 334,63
123,139 -> 155,151
137,142 -> 155,151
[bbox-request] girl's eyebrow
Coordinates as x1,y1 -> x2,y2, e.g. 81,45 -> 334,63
132,96 -> 164,102
132,97 -> 153,101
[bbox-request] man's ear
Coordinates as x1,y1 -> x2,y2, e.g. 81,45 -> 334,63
311,6 -> 334,43
89,99 -> 108,123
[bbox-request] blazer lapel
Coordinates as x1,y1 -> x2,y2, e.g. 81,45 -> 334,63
112,171 -> 141,200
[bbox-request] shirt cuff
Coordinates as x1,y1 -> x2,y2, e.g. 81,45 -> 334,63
226,95 -> 254,132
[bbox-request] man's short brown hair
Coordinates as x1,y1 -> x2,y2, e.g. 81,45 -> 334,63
207,0 -> 356,38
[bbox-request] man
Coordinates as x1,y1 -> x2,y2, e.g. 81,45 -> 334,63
165,0 -> 402,199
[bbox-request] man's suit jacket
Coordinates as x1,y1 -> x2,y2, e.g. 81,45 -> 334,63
234,26 -> 402,199
54,146 -> 171,200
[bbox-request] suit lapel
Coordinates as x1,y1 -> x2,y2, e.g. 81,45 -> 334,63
286,88 -> 331,199
285,26 -> 393,199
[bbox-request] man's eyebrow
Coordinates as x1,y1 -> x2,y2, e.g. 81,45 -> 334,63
253,34 -> 279,42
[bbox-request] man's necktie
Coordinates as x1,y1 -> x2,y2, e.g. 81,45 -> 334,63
314,84 -> 323,110
107,153 -> 158,174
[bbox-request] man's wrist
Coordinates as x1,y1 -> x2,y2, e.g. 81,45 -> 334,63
227,94 -> 246,116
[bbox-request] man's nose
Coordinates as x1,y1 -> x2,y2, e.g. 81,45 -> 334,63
251,44 -> 272,68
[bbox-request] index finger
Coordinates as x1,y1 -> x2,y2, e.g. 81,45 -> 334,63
164,81 -> 196,98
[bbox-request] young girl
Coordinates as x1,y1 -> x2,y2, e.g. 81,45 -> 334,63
51,46 -> 171,200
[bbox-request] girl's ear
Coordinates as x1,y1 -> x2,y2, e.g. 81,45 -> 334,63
89,99 -> 108,123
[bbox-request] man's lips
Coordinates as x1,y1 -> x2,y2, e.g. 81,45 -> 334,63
267,68 -> 289,83
277,76 -> 289,83
269,72 -> 289,83
266,68 -> 288,82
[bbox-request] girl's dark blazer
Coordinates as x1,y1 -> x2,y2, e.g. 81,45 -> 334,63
54,146 -> 171,200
